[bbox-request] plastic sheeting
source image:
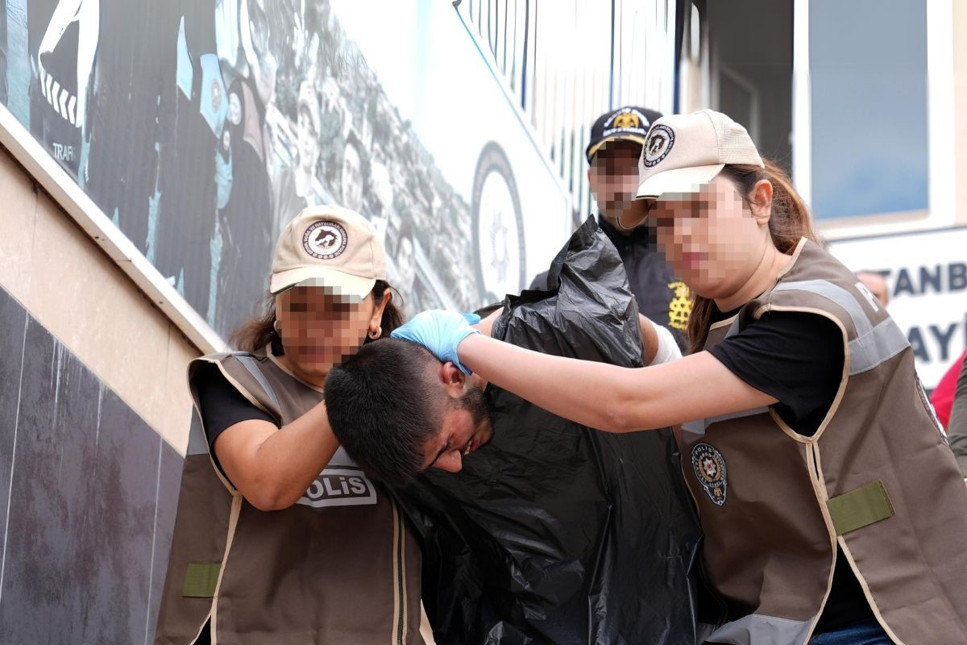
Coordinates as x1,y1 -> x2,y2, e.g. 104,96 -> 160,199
394,218 -> 705,644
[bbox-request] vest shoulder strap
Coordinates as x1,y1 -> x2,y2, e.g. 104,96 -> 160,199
233,354 -> 281,412
189,352 -> 283,423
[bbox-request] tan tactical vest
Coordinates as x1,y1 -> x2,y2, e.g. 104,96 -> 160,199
681,239 -> 967,645
155,349 -> 424,645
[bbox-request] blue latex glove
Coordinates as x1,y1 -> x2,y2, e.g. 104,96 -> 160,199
391,310 -> 481,374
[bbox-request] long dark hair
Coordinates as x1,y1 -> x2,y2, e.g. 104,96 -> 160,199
230,280 -> 404,353
685,159 -> 822,355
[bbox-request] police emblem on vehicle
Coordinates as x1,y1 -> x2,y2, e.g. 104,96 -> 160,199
691,443 -> 727,506
303,221 -> 348,259
643,124 -> 675,167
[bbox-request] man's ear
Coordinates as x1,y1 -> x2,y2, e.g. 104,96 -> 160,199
438,361 -> 467,398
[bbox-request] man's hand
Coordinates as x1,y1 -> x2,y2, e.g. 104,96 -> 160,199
391,310 -> 481,374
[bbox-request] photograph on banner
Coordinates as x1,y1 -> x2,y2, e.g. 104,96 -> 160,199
1,0 -> 574,337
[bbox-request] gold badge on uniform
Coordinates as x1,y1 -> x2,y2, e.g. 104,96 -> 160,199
667,281 -> 691,330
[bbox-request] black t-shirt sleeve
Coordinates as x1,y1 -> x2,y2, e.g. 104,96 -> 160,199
706,311 -> 845,435
194,363 -> 278,449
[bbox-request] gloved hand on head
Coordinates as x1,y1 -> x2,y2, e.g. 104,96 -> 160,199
391,310 -> 481,374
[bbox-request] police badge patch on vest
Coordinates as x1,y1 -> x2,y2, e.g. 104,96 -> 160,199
692,443 -> 728,506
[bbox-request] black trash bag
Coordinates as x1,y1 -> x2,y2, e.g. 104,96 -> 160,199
395,217 -> 704,644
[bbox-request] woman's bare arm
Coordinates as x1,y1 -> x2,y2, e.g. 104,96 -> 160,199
457,333 -> 776,432
214,399 -> 339,511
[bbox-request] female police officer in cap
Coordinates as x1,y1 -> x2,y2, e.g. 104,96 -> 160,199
393,110 -> 967,644
156,206 -> 429,644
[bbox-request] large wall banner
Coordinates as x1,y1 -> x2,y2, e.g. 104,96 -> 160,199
1,0 -> 571,339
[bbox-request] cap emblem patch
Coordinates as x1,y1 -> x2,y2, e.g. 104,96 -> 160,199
643,124 -> 675,167
303,221 -> 348,260
228,92 -> 242,125
211,80 -> 222,112
691,442 -> 727,506
612,112 -> 641,129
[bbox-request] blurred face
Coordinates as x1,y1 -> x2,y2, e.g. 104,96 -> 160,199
296,108 -> 319,171
588,141 -> 643,231
396,236 -> 416,293
651,175 -> 769,301
857,272 -> 889,308
274,286 -> 386,384
421,373 -> 494,474
342,144 -> 363,212
245,0 -> 277,104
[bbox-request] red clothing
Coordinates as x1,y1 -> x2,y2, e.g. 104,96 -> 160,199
930,349 -> 967,428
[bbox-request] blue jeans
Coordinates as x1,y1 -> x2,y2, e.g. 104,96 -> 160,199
810,619 -> 892,645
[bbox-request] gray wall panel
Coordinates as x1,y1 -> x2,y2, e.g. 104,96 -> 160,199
146,440 -> 183,642
0,288 -> 27,563
1,315 -> 61,644
80,388 -> 161,643
0,286 -> 179,645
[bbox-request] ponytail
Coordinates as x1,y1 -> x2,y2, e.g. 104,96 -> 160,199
230,294 -> 282,354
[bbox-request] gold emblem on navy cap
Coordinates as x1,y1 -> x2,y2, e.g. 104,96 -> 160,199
612,111 -> 642,129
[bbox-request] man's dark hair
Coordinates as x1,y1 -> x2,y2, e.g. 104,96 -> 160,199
325,338 -> 442,486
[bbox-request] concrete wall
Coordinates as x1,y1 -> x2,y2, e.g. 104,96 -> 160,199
0,145 -> 198,643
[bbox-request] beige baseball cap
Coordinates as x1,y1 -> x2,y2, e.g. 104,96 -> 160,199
269,205 -> 387,301
635,109 -> 763,200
